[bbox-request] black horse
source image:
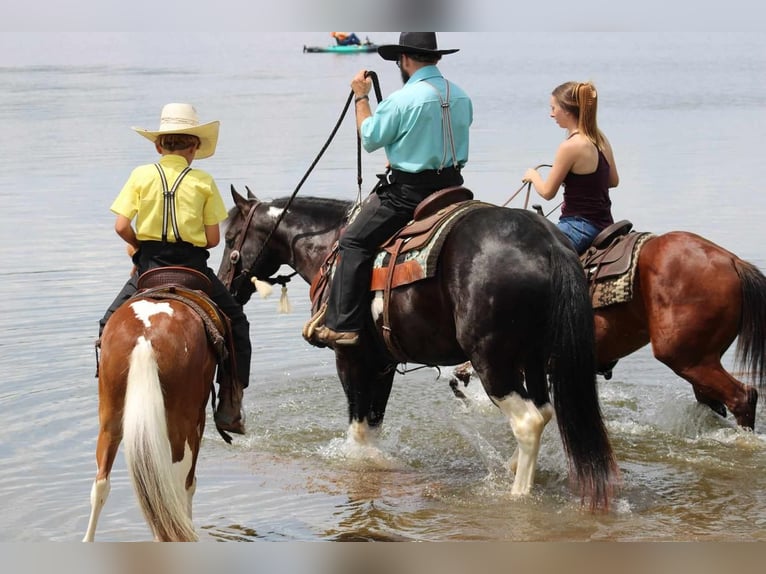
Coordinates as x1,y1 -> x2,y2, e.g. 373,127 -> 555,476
218,187 -> 618,509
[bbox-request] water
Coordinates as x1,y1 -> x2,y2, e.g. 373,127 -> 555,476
1,32 -> 765,542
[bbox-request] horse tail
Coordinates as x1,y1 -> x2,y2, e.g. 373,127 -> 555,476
547,245 -> 618,511
122,336 -> 198,541
734,259 -> 766,390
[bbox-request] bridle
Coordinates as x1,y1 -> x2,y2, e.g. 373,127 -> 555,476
222,196 -> 298,296
221,198 -> 260,291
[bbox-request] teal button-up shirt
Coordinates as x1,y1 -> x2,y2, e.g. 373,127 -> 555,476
360,65 -> 472,173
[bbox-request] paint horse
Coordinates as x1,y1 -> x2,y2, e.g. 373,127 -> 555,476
218,187 -> 619,510
83,267 -> 233,541
451,222 -> 766,430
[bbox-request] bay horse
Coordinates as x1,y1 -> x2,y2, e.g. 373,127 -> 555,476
451,229 -> 766,430
218,187 -> 619,510
83,271 -> 221,541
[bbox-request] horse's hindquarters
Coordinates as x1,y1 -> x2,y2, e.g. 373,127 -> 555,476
87,298 -> 216,541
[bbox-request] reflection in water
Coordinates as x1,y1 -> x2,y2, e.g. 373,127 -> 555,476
203,523 -> 262,542
327,468 -> 428,542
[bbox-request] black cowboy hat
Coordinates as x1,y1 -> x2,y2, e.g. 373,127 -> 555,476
377,32 -> 459,61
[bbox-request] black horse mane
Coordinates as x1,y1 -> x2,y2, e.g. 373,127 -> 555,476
270,195 -> 353,220
224,195 -> 354,230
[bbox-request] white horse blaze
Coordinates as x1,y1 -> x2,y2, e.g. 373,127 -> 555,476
494,393 -> 550,496
130,299 -> 174,328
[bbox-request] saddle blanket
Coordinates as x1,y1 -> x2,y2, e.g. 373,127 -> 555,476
369,201 -> 492,291
588,232 -> 654,309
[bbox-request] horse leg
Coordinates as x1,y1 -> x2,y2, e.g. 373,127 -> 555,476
82,416 -> 122,542
180,411 -> 205,521
507,362 -> 555,478
673,362 -> 758,429
161,396 -> 207,537
335,347 -> 395,446
507,403 -> 554,476
648,324 -> 757,428
497,393 -> 549,496
652,337 -> 758,427
187,477 -> 197,518
345,366 -> 395,446
474,363 -> 549,496
691,387 -> 727,418
452,358 -> 553,482
648,328 -> 756,426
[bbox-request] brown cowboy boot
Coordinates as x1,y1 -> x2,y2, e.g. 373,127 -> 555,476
215,380 -> 245,435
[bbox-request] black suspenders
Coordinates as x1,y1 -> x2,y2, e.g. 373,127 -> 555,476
154,163 -> 191,243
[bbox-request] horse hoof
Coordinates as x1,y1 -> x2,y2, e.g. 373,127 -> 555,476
597,360 -> 619,380
707,401 -> 727,419
215,418 -> 245,435
214,410 -> 245,435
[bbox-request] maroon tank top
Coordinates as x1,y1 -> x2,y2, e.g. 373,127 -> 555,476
561,148 -> 613,230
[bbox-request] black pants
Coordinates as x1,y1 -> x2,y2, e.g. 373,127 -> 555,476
325,171 -> 463,332
99,241 -> 252,389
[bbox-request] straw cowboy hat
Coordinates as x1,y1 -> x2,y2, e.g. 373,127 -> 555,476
377,32 -> 459,61
132,103 -> 220,159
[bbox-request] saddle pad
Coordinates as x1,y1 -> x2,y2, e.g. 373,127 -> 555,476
590,232 -> 654,309
370,201 -> 493,291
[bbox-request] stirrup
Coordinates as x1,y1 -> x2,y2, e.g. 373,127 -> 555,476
302,302 -> 327,341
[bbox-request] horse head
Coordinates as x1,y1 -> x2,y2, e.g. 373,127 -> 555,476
220,190 -> 352,306
219,185 -> 284,305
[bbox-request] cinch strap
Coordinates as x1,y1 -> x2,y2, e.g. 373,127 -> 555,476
422,79 -> 459,173
154,163 -> 192,243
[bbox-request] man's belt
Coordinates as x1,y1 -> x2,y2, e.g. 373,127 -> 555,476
387,166 -> 462,185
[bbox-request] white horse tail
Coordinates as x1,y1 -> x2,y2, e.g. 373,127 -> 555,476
122,336 -> 197,541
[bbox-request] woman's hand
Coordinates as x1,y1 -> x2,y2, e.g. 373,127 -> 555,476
522,168 -> 538,183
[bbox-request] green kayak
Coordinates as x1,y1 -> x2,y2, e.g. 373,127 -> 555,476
303,44 -> 378,54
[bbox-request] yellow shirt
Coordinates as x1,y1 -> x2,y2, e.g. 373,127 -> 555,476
110,154 -> 227,248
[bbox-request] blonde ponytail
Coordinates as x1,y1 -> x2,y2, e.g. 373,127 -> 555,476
575,82 -> 605,150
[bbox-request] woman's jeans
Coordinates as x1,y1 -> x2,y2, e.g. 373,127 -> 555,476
557,216 -> 601,255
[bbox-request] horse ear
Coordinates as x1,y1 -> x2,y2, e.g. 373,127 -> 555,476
245,185 -> 256,200
230,185 -> 254,212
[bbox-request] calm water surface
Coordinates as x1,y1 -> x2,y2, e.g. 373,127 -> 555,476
1,32 -> 765,542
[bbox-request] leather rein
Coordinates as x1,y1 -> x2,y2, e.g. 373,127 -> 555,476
224,72 -> 384,293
